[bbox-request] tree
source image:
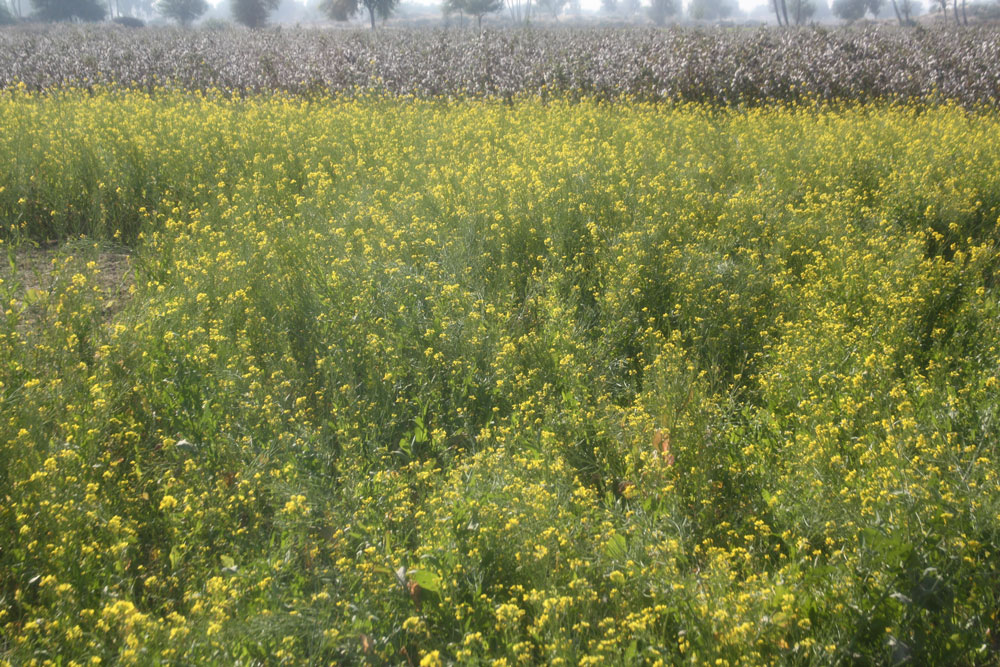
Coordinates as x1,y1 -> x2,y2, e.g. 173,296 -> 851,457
321,0 -> 398,29
31,0 -> 105,20
157,0 -> 206,24
231,0 -> 277,26
688,0 -> 735,20
119,0 -> 157,19
832,0 -> 866,19
320,0 -> 351,19
968,0 -> 998,19
647,0 -> 675,24
0,0 -> 15,21
887,0 -> 905,23
445,0 -> 503,28
534,0 -> 566,17
772,0 -> 786,24
506,0 -> 529,22
897,0 -> 920,21
788,0 -> 814,22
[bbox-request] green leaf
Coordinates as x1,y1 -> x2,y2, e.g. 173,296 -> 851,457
23,288 -> 45,306
413,416 -> 428,444
169,545 -> 183,571
625,639 -> 638,663
409,569 -> 441,594
604,533 -> 627,561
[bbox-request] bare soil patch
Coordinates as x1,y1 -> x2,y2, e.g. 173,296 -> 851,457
1,242 -> 134,329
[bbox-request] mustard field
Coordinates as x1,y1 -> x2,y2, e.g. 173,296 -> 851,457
2,90 -> 999,664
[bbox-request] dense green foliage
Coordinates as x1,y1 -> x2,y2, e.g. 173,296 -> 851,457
1,89 -> 999,664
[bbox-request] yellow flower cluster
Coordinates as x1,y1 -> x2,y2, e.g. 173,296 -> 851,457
1,90 -> 998,664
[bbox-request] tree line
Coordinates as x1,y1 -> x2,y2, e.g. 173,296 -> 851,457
0,0 -> 985,31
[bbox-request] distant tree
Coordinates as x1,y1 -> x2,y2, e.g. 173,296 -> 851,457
472,0 -> 505,23
445,0 -> 503,27
442,0 -> 463,23
621,0 -> 639,14
881,0 -> 920,25
321,0 -> 398,28
647,0 -> 675,24
32,0 -> 105,20
231,0 -> 278,26
688,0 -> 734,20
865,0 -> 882,14
0,0 -> 15,21
506,0 -> 528,21
600,0 -> 616,12
271,0 -> 307,21
967,0 -> 998,19
157,0 -> 206,24
788,0 -> 815,21
887,0 -> 904,21
809,0 -> 833,19
832,0 -> 866,19
535,0 -> 566,17
320,0 -> 350,18
772,0 -> 788,24
899,0 -> 921,17
362,0 -> 399,24
118,0 -> 156,18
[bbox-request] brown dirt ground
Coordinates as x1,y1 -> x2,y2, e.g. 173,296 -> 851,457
0,243 -> 135,329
